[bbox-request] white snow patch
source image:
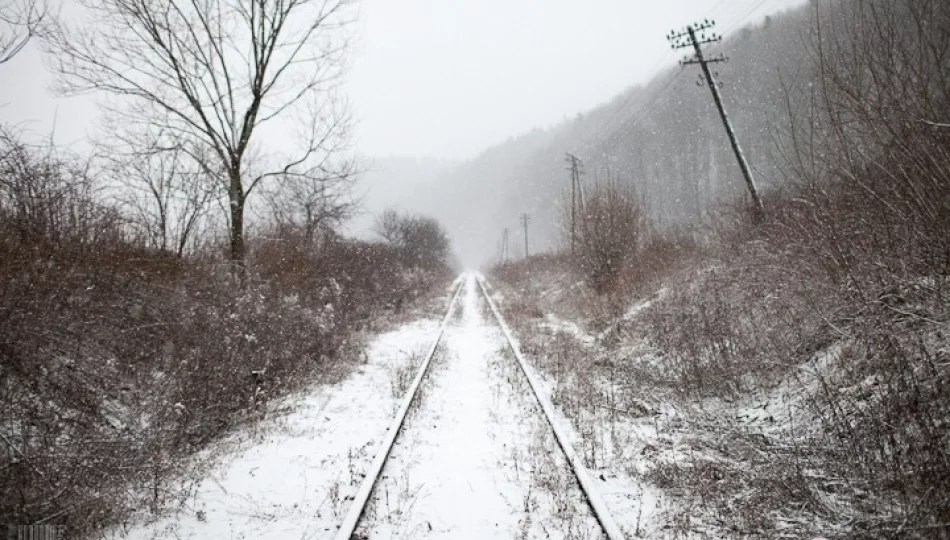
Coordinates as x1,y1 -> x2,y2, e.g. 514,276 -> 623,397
515,344 -> 665,538
539,313 -> 597,346
107,318 -> 441,540
356,275 -> 602,539
733,342 -> 848,437
596,287 -> 668,342
485,280 -> 671,538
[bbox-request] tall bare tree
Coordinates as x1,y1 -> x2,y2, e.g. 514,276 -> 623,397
0,0 -> 46,64
47,0 -> 355,269
261,110 -> 357,243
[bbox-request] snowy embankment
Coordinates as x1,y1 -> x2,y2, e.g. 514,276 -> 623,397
486,273 -> 746,537
486,263 -> 886,539
107,319 -> 441,540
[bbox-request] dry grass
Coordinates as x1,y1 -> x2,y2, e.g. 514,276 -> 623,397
0,129 -> 453,537
491,192 -> 950,538
493,199 -> 950,537
490,2 -> 950,535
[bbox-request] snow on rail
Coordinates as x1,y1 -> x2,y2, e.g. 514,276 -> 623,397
475,273 -> 627,540
333,275 -> 464,540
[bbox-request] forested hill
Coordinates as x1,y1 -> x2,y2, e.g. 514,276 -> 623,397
417,2 -> 815,266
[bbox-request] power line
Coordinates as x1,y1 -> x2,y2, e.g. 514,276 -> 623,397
617,69 -> 686,132
708,0 -> 729,15
605,0 -> 769,128
668,20 -> 765,220
577,50 -> 678,149
569,0 -> 773,160
568,0 -> 738,156
578,67 -> 686,155
721,0 -> 772,35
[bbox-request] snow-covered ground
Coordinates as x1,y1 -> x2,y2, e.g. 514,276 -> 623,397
481,279 -> 664,539
106,319 -> 442,540
355,274 -> 603,539
485,269 -> 856,538
108,274 -> 616,540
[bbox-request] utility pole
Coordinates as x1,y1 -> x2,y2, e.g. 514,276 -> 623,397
565,153 -> 582,254
501,228 -> 510,264
668,20 -> 765,221
520,213 -> 530,259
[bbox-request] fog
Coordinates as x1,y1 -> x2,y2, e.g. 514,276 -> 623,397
5,1 -> 948,535
0,0 -> 806,266
349,0 -> 806,160
349,0 -> 808,265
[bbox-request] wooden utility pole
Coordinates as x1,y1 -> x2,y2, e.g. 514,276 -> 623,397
520,213 -> 530,259
668,20 -> 764,221
501,228 -> 510,264
565,153 -> 582,254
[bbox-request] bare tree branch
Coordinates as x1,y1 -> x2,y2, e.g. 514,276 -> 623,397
47,0 -> 357,269
95,119 -> 221,257
0,0 -> 47,64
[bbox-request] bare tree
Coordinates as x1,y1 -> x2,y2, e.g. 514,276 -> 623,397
375,208 -> 451,269
263,173 -> 355,242
98,124 -> 220,257
262,144 -> 357,243
47,0 -> 356,270
563,172 -> 647,293
0,0 -> 46,64
374,208 -> 402,245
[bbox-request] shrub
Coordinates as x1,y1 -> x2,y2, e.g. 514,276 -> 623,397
0,131 -> 451,537
374,208 -> 452,271
562,174 -> 647,294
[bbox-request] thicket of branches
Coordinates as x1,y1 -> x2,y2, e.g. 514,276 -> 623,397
375,208 -> 453,271
0,125 -> 451,536
558,174 -> 647,294
0,0 -> 454,532
0,0 -> 47,64
643,0 -> 950,533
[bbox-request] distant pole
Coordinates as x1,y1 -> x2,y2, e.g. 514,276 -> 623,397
668,20 -> 764,221
502,228 -> 509,263
520,213 -> 530,259
566,153 -> 582,254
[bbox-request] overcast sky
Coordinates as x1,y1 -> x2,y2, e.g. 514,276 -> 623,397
1,0 -> 806,161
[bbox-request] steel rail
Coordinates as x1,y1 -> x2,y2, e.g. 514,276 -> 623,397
333,275 -> 464,540
475,273 -> 627,540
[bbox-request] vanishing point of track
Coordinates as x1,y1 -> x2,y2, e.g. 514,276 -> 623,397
333,273 -> 625,540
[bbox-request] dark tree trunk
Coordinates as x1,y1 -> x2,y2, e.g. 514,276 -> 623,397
228,167 -> 246,275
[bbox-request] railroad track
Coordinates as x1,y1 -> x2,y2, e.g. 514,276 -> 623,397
333,273 -> 625,540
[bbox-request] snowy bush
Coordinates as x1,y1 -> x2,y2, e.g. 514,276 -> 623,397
0,130 -> 451,537
560,174 -> 647,294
